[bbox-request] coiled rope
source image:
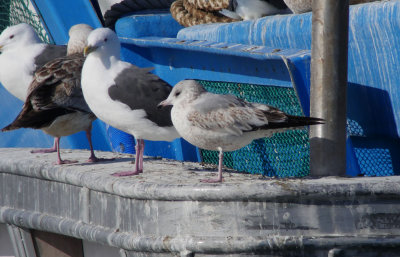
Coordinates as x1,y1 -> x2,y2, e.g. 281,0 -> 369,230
104,0 -> 176,30
170,0 -> 239,27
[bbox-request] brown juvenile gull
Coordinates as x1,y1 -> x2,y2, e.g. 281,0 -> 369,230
0,23 -> 67,153
158,80 -> 324,183
2,24 -> 110,164
81,28 -> 179,176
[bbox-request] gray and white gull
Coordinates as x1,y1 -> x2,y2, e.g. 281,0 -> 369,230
0,23 -> 67,153
81,28 -> 179,176
0,23 -> 67,100
159,80 -> 323,183
220,0 -> 290,20
2,24 -> 110,164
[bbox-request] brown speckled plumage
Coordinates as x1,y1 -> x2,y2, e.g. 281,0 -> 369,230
2,53 -> 93,132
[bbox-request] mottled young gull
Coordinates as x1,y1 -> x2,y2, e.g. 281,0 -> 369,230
81,28 -> 179,176
159,80 -> 323,183
0,23 -> 67,153
2,24 -> 110,164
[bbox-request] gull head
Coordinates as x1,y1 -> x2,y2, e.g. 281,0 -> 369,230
0,23 -> 41,52
84,27 -> 120,58
158,80 -> 206,108
67,23 -> 94,55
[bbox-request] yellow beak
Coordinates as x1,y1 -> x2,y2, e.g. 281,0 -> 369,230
83,45 -> 97,56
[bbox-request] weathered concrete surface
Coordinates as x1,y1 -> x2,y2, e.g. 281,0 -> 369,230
1,148 -> 400,257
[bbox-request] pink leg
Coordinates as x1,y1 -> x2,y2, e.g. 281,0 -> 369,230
111,138 -> 143,177
85,126 -> 114,163
138,139 -> 145,173
55,137 -> 78,165
201,148 -> 224,183
30,138 -> 57,153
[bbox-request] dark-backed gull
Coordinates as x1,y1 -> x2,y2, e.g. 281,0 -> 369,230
81,28 -> 179,176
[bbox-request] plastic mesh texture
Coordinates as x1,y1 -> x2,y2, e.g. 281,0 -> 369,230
197,80 -> 311,177
347,119 -> 394,176
353,147 -> 394,176
0,0 -> 51,43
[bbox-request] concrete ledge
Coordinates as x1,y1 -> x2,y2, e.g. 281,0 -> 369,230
1,148 -> 400,256
2,207 -> 400,255
1,148 -> 400,201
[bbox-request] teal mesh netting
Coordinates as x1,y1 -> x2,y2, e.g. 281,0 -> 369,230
197,80 -> 311,177
347,118 -> 394,176
0,0 -> 51,43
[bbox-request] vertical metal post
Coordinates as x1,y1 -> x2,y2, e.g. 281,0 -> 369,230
310,0 -> 349,176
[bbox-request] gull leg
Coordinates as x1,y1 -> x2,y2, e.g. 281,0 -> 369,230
111,138 -> 142,176
85,125 -> 114,163
55,137 -> 78,165
30,138 -> 57,153
138,139 -> 145,173
201,148 -> 224,183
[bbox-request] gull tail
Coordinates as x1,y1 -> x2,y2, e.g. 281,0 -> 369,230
2,107 -> 74,132
259,114 -> 324,130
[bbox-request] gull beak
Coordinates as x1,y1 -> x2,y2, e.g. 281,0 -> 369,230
84,45 -> 97,56
157,99 -> 171,109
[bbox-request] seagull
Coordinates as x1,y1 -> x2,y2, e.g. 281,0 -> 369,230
0,23 -> 67,153
0,23 -> 67,100
81,27 -> 179,176
220,0 -> 289,20
158,80 -> 324,183
2,24 -> 110,165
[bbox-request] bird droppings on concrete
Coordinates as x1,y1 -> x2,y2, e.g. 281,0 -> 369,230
1,147 -> 400,202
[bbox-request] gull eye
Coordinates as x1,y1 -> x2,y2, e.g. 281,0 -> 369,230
175,91 -> 181,97
104,38 -> 108,42
9,35 -> 14,39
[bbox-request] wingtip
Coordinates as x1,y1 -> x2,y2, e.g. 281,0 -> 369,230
307,117 -> 325,125
311,117 -> 325,124
1,124 -> 14,132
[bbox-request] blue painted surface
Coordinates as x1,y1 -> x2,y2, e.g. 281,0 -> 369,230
32,0 -> 103,44
116,13 -> 184,38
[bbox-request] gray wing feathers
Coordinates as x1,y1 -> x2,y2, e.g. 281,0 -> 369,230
188,93 -> 285,136
34,44 -> 67,71
108,66 -> 173,127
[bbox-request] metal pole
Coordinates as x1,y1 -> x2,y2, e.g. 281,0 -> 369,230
310,0 -> 349,176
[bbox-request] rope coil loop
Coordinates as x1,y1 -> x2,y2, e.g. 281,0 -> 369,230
171,0 -> 238,27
